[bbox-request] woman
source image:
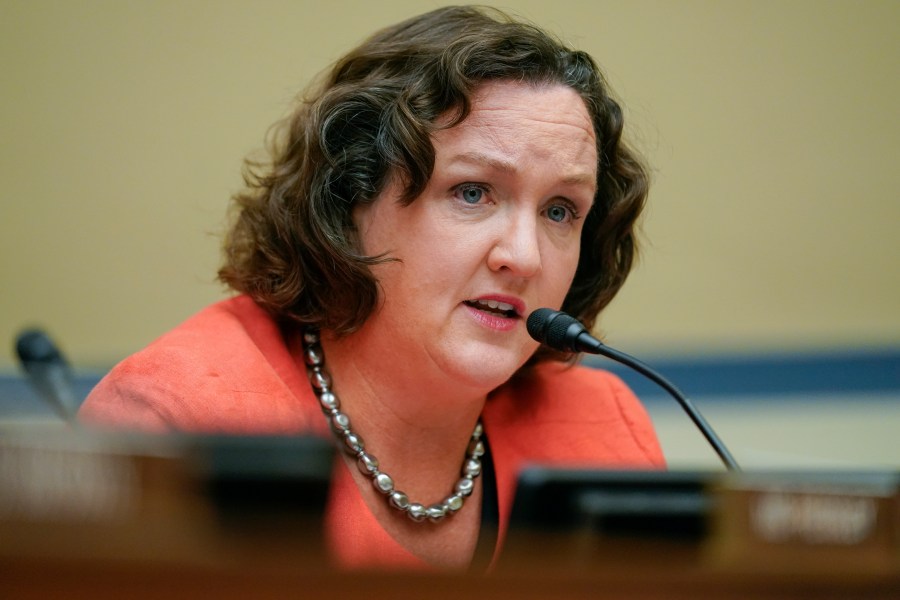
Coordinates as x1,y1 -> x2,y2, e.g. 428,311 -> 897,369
79,6 -> 664,570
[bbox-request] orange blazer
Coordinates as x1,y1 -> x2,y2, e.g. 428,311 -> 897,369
79,295 -> 665,570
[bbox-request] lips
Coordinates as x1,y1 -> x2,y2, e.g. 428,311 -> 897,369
464,298 -> 523,318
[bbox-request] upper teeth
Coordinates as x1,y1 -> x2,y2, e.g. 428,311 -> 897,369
476,299 -> 515,312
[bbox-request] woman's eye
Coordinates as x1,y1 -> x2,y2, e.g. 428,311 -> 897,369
546,204 -> 572,223
459,186 -> 484,204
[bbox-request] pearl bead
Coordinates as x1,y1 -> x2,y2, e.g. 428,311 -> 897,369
304,345 -> 323,366
331,411 -> 350,432
455,477 -> 475,497
444,494 -> 464,512
357,452 -> 379,475
311,368 -> 331,391
344,432 -> 364,454
407,503 -> 427,522
426,504 -> 447,522
468,439 -> 485,458
318,391 -> 339,412
389,491 -> 410,510
373,472 -> 394,494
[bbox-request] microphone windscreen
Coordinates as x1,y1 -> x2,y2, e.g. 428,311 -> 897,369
526,308 -> 557,343
15,329 -> 65,365
545,312 -> 582,350
527,308 -> 586,352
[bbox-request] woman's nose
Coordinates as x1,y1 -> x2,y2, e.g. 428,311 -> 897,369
486,212 -> 542,278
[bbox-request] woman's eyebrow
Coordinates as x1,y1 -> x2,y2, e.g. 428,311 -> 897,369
447,151 -> 596,189
447,152 -> 516,174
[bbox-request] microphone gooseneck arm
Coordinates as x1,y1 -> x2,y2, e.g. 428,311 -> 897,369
527,308 -> 740,472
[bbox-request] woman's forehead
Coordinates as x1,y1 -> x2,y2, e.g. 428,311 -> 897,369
430,81 -> 598,181
439,81 -> 594,140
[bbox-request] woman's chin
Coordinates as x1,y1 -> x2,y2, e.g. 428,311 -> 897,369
437,346 -> 528,393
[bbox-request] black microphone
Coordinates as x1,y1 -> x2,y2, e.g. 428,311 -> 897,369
527,308 -> 740,471
15,328 -> 81,423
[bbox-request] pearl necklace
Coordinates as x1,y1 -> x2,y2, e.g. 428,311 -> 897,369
301,330 -> 485,523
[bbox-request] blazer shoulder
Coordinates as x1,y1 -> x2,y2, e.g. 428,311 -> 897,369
78,297 -> 313,434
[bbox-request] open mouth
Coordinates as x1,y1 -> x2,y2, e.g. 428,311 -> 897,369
464,299 -> 520,319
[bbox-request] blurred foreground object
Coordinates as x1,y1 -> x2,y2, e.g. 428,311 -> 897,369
505,467 -> 900,579
0,429 -> 333,575
1,429 -> 897,599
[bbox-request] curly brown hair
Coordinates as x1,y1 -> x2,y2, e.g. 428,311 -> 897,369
218,5 -> 649,364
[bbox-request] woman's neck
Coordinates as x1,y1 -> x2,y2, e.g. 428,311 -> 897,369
319,327 -> 487,502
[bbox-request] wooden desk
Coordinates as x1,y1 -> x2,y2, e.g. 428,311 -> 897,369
1,431 -> 897,599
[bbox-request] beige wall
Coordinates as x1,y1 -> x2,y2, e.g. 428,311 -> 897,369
2,0 -> 898,370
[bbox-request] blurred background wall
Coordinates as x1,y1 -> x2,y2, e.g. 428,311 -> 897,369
2,1 -> 898,468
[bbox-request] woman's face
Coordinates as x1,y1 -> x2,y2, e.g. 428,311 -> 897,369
353,80 -> 597,391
